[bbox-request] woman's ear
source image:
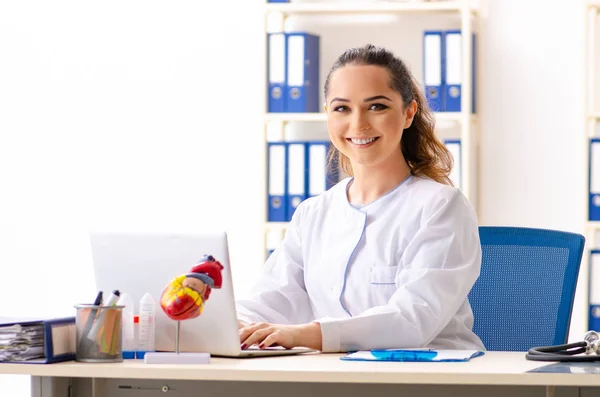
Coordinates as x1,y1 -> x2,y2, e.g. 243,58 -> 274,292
404,100 -> 417,129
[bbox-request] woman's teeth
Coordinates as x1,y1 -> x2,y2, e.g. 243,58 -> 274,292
350,137 -> 377,145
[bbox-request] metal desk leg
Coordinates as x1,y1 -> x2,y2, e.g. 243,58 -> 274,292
31,376 -> 71,397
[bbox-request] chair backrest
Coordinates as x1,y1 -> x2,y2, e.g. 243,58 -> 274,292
468,226 -> 585,351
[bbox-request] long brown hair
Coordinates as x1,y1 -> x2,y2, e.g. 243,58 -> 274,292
324,44 -> 454,186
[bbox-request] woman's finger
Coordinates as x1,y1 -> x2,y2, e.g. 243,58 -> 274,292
259,332 -> 279,349
239,322 -> 268,342
241,327 -> 273,349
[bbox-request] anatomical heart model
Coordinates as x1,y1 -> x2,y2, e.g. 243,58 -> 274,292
159,255 -> 224,352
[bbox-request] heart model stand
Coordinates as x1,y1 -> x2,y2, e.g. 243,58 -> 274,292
144,321 -> 210,364
143,255 -> 224,364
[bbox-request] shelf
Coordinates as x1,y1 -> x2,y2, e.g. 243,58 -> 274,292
265,1 -> 477,16
587,221 -> 600,230
261,0 -> 481,243
435,112 -> 476,123
264,112 -> 475,123
588,113 -> 600,120
266,222 -> 289,231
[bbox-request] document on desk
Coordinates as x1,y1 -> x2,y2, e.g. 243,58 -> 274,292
341,349 -> 484,362
0,317 -> 75,364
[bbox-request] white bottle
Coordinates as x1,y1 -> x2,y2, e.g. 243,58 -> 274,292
117,292 -> 135,359
138,292 -> 156,358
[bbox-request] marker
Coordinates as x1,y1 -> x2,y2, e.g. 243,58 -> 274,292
87,290 -> 120,342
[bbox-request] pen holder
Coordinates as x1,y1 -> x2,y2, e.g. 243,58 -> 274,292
74,304 -> 124,363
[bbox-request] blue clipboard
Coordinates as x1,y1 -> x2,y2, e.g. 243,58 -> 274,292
341,349 -> 485,362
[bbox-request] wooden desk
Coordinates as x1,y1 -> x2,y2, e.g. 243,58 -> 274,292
1,352 -> 599,397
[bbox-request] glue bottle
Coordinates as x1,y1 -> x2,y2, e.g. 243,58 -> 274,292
137,292 -> 156,359
117,292 -> 135,359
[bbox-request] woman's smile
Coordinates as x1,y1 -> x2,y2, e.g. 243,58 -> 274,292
347,136 -> 380,148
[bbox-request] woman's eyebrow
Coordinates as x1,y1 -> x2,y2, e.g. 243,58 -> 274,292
329,97 -> 349,105
363,95 -> 392,102
329,95 -> 392,105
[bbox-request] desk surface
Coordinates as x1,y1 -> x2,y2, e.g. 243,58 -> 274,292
1,351 -> 599,387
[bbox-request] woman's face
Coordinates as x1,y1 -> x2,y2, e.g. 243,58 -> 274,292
325,64 -> 415,170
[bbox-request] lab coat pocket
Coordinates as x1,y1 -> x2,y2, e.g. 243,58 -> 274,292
369,265 -> 398,306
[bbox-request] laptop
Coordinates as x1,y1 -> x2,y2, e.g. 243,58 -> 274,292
89,230 -> 315,358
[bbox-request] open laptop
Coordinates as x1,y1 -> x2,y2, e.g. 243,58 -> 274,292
89,230 -> 314,358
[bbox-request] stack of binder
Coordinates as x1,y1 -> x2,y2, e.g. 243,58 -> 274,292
267,32 -> 320,113
590,250 -> 600,332
589,138 -> 600,330
0,316 -> 75,364
423,30 -> 476,113
267,141 -> 337,222
589,138 -> 600,221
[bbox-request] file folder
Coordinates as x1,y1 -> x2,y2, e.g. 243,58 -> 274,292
267,142 -> 288,222
342,349 -> 484,362
286,142 -> 308,220
423,31 -> 444,112
285,32 -> 320,113
308,141 -> 336,198
268,33 -> 286,113
444,30 -> 476,113
0,316 -> 76,364
589,250 -> 600,331
444,139 -> 462,190
590,138 -> 600,221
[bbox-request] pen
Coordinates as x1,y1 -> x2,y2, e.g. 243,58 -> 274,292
87,290 -> 120,342
94,291 -> 104,306
371,349 -> 438,362
78,291 -> 103,353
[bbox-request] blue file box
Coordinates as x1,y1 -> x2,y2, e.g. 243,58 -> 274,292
285,32 -> 320,113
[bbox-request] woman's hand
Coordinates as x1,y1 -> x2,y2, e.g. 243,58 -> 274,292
239,322 -> 322,351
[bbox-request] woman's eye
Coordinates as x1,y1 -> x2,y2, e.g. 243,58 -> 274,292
333,106 -> 349,112
369,103 -> 388,111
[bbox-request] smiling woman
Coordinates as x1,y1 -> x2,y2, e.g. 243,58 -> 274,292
323,44 -> 454,198
236,44 -> 484,354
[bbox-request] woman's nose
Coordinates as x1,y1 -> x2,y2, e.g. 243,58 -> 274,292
351,114 -> 371,133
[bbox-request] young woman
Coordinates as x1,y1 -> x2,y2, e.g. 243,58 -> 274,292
236,44 -> 484,353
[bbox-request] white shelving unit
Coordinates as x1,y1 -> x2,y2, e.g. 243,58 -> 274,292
261,0 -> 479,258
265,1 -> 473,14
583,0 -> 600,337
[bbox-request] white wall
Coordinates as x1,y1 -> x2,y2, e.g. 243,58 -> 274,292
0,1 -> 265,395
477,0 -> 588,340
0,0 -> 591,394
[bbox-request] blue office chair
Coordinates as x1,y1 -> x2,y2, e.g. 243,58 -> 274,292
468,226 -> 585,352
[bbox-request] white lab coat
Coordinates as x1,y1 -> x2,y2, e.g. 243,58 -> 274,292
236,176 -> 485,353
